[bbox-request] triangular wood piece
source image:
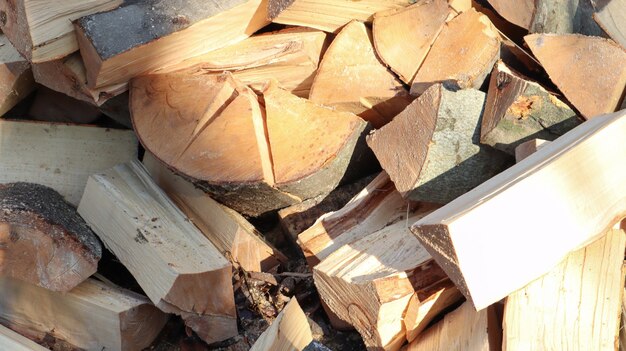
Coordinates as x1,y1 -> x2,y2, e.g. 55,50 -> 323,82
372,0 -> 449,83
250,299 -> 313,351
486,0 -> 534,29
594,0 -> 626,49
411,8 -> 501,95
0,35 -> 34,116
309,20 -> 412,128
525,33 -> 626,119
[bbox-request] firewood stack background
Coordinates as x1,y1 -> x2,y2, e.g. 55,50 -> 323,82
0,0 -> 624,350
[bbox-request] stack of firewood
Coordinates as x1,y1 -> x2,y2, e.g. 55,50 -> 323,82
0,0 -> 624,350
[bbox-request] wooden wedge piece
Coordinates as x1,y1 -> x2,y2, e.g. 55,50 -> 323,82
404,283 -> 464,342
0,325 -> 47,351
32,53 -> 127,106
75,0 -> 269,88
404,302 -> 501,351
411,109 -> 626,310
525,33 -> 626,119
480,61 -> 581,155
157,28 -> 328,98
0,119 -> 136,205
368,84 -> 512,204
314,217 -> 457,351
486,0 -> 534,29
267,0 -> 410,33
0,182 -> 101,291
372,0 -> 449,84
78,161 -> 237,344
28,87 -> 102,124
503,229 -> 625,350
0,0 -> 122,62
309,20 -> 412,128
530,0 -> 606,36
0,35 -> 34,116
250,299 -> 313,351
594,0 -> 626,49
514,139 -> 549,162
143,152 -> 286,272
0,277 -> 167,351
411,8 -> 500,95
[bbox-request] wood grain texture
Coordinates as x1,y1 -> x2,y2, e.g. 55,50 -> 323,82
530,0 -> 606,36
487,0 -> 534,28
594,0 -> 626,49
250,299 -> 313,351
0,34 -> 34,116
0,324 -> 48,351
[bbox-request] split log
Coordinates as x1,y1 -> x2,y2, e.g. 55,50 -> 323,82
28,87 -> 102,124
514,139 -> 549,162
75,0 -> 269,88
480,61 -> 581,155
525,34 -> 626,119
308,20 -> 412,128
486,0 -> 534,29
78,160 -> 237,344
314,216 -> 459,351
143,152 -> 286,272
0,277 -> 167,351
411,109 -> 626,310
530,0 -> 606,36
404,283 -> 463,342
410,8 -> 500,95
0,325 -> 47,351
372,0 -> 449,84
594,0 -> 626,49
0,182 -> 101,291
156,28 -> 328,98
250,299 -> 313,351
0,0 -> 122,62
0,34 -> 34,116
0,119 -> 137,205
367,84 -> 512,204
267,0 -> 409,33
32,53 -> 127,106
503,229 -> 625,350
404,302 -> 502,351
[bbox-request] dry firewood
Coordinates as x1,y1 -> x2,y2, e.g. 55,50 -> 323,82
525,33 -> 626,119
410,8 -> 500,95
368,84 -> 512,204
0,119 -> 136,205
403,283 -> 463,342
308,20 -> 412,128
486,0 -> 535,29
0,277 -> 167,351
480,61 -> 581,155
267,0 -> 410,33
530,0 -> 606,36
156,28 -> 328,98
74,0 -> 269,88
411,109 -> 626,310
514,139 -> 549,162
404,302 -> 501,351
0,35 -> 34,116
0,325 -> 48,351
0,182 -> 101,291
372,0 -> 449,84
32,53 -> 127,106
594,0 -> 626,49
250,299 -> 313,351
28,87 -> 102,124
143,152 -> 286,272
503,227 -> 625,349
0,0 -> 122,63
314,216 -> 459,351
78,161 -> 237,344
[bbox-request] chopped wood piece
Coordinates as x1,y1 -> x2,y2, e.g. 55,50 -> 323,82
99,92 -> 131,128
0,278 -> 167,351
0,182 -> 101,291
78,161 -> 237,344
404,283 -> 464,342
32,53 -> 127,106
514,139 -> 549,162
480,61 -> 581,155
368,84 -> 512,204
404,302 -> 501,351
75,0 -> 269,88
28,87 -> 102,124
143,152 -> 286,272
0,119 -> 137,205
157,28 -> 329,98
525,34 -> 626,119
314,216 -> 455,351
0,0 -> 122,62
0,35 -> 34,116
0,325 -> 47,351
448,0 -> 472,14
486,0 -> 534,29
411,109 -> 626,310
309,20 -> 412,128
530,0 -> 606,36
372,0 -> 449,84
267,0 -> 410,33
503,229 -> 625,350
411,8 -> 501,95
594,0 -> 626,49
250,299 -> 313,351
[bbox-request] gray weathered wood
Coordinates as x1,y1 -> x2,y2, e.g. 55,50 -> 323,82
594,0 -> 626,49
530,0 -> 607,36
